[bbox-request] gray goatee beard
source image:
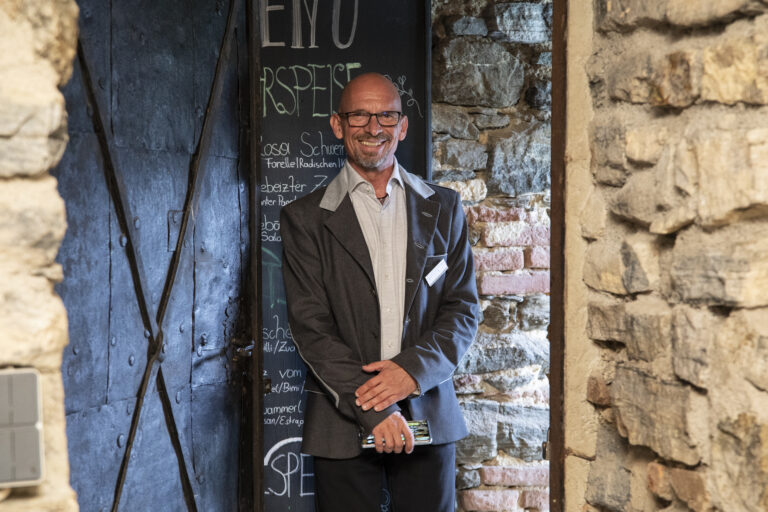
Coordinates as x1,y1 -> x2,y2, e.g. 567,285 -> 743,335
353,136 -> 392,170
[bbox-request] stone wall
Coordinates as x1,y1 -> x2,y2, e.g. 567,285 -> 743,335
430,2 -> 552,511
0,0 -> 79,510
566,0 -> 768,510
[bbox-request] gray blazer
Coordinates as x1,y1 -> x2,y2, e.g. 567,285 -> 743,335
280,166 -> 479,459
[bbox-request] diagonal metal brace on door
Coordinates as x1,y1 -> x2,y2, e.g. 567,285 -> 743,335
76,0 -> 242,509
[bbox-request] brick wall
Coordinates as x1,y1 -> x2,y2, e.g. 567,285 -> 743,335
567,1 -> 768,510
430,2 -> 552,511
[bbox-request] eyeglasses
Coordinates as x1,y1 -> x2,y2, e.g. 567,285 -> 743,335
338,111 -> 403,127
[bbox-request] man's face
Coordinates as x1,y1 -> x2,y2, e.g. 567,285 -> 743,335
330,76 -> 409,174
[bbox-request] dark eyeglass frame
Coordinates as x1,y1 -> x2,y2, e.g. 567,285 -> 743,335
337,111 -> 403,127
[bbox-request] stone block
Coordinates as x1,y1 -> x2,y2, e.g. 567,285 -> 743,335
692,128 -> 768,226
471,112 -> 509,130
497,403 -> 549,461
625,125 -> 667,165
481,300 -> 512,330
605,50 -> 702,108
482,221 -> 549,247
445,15 -> 488,37
650,50 -> 701,108
1,0 -> 79,84
647,462 -> 711,512
478,270 -> 550,296
480,463 -> 549,487
585,423 -> 631,511
580,190 -> 608,240
0,177 -> 67,270
441,178 -> 488,203
666,0 -> 768,26
490,3 -> 550,44
456,466 -> 482,489
459,489 -> 521,512
432,103 -> 479,139
597,0 -> 766,30
610,153 -> 694,233
583,236 -> 656,295
525,80 -> 552,110
671,306 -> 717,388
605,53 -> 654,106
457,332 -> 549,375
469,224 -> 481,246
624,295 -> 672,362
0,268 -> 69,371
489,118 -> 550,196
433,38 -> 525,107
701,33 -> 768,105
609,170 -> 660,228
518,294 -> 549,330
591,120 -> 628,186
474,247 -> 524,272
587,298 -> 627,343
433,137 -> 488,171
582,240 -> 626,294
647,461 -> 675,501
465,205 -> 526,224
432,169 -> 476,183
710,414 -> 768,512
485,366 -> 541,393
524,246 -> 550,269
611,366 -> 706,465
0,64 -> 68,177
457,399 -> 499,464
586,374 -> 611,407
670,223 -> 768,307
595,0 -> 666,31
454,374 -> 484,395
519,489 -> 549,511
723,309 -> 768,393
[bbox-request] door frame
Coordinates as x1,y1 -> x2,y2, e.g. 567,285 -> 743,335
550,0 -> 566,509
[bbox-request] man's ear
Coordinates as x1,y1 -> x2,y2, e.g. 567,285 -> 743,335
330,113 -> 344,140
397,115 -> 409,141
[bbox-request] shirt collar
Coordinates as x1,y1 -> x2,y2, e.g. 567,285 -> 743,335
344,160 -> 404,197
319,157 -> 434,211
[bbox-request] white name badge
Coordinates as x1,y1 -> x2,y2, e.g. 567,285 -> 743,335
425,259 -> 448,287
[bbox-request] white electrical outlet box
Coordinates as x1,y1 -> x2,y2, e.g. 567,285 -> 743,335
0,368 -> 44,488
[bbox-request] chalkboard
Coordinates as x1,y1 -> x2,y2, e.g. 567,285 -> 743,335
259,1 -> 430,510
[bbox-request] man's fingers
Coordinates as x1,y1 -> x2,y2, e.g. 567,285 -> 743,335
357,382 -> 386,409
355,378 -> 383,405
362,360 -> 387,373
372,393 -> 397,412
372,412 -> 414,455
403,425 -> 415,454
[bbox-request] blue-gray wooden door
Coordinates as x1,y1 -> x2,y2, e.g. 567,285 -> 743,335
53,0 -> 253,510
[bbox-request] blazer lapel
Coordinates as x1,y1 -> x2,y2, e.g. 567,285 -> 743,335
403,185 -> 441,318
323,194 -> 376,287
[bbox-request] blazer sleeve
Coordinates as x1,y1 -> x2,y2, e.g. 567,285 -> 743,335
390,191 -> 479,394
280,203 -> 400,434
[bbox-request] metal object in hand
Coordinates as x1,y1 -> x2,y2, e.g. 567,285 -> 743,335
361,420 -> 432,449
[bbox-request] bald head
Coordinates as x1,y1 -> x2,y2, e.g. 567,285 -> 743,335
338,73 -> 402,113
329,72 -> 409,175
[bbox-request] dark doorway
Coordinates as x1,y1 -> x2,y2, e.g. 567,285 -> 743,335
53,0 -> 254,510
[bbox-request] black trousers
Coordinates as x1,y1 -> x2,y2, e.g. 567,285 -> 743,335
313,442 -> 455,512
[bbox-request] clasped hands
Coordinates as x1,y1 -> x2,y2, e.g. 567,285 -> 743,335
355,360 -> 417,454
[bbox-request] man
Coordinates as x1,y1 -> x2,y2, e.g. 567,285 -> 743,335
280,73 -> 478,512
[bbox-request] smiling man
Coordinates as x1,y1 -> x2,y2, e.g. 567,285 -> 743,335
280,73 -> 479,512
